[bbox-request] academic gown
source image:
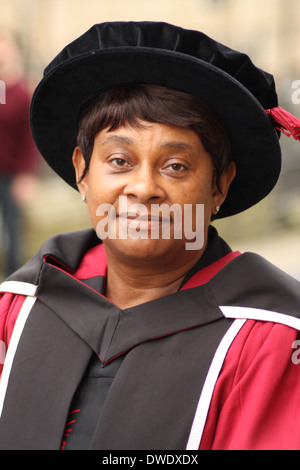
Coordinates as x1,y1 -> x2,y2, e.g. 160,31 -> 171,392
0,226 -> 300,450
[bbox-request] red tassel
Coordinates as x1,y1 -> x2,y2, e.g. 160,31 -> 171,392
266,106 -> 300,140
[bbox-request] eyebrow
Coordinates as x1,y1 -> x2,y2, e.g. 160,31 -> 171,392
161,141 -> 195,152
100,135 -> 134,147
100,135 -> 196,153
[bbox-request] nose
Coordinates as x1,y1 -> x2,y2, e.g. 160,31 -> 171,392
123,166 -> 166,204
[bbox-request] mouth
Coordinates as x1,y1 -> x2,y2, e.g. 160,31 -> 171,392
118,213 -> 170,222
117,212 -> 171,230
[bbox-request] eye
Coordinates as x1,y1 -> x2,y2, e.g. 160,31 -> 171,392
109,157 -> 131,169
164,162 -> 188,174
168,163 -> 186,172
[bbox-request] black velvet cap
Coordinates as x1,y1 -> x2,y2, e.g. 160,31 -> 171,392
30,21 -> 282,218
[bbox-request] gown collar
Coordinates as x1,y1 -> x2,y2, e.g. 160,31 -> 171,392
36,226 -> 239,363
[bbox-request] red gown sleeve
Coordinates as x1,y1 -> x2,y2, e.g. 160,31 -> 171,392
200,319 -> 300,450
0,293 -> 26,378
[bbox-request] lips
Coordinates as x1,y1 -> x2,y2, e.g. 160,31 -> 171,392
118,213 -> 170,223
117,212 -> 171,234
119,213 -> 162,220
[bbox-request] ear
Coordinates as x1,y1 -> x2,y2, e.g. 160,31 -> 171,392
212,161 -> 236,214
72,146 -> 88,197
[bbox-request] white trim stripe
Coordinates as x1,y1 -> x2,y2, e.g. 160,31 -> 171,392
186,305 -> 300,450
0,281 -> 37,297
220,305 -> 300,331
0,296 -> 37,418
186,318 -> 246,450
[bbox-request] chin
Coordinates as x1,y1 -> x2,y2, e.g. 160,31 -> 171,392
103,237 -> 186,263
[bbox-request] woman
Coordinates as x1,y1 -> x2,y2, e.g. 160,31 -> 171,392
0,21 -> 300,450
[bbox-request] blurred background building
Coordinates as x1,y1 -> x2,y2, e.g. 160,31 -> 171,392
0,0 -> 299,280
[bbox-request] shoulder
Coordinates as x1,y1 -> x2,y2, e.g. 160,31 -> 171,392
3,229 -> 98,287
209,251 -> 300,325
0,229 -> 99,373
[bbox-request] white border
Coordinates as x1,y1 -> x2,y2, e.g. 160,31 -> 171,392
186,318 -> 246,450
0,295 -> 37,418
0,281 -> 37,297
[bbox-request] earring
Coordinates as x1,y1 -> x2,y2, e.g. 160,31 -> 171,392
81,194 -> 87,202
215,205 -> 220,214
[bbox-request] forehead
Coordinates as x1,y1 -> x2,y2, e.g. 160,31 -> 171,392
95,120 -> 205,151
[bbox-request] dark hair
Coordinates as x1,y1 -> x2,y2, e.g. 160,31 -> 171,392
76,84 -> 232,191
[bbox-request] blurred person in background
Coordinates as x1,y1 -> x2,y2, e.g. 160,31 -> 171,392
0,32 -> 38,277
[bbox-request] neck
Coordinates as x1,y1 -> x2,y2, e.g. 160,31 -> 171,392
104,247 -> 205,310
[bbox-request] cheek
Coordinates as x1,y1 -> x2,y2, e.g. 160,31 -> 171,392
85,175 -> 110,226
179,178 -> 215,229
86,175 -> 126,231
176,176 -> 214,206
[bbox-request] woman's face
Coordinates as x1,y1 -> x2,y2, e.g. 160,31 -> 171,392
73,121 -> 235,266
